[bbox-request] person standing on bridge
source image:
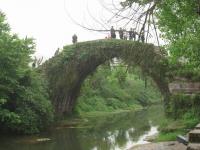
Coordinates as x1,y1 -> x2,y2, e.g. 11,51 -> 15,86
133,30 -> 136,41
110,26 -> 116,39
129,28 -> 133,40
72,34 -> 78,44
119,27 -> 123,39
123,29 -> 127,40
141,31 -> 145,43
131,28 -> 136,41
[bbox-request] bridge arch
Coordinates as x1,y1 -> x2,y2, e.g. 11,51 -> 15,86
43,39 -> 169,115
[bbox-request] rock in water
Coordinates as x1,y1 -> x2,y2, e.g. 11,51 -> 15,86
36,138 -> 51,142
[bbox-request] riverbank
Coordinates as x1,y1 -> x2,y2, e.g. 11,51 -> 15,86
0,105 -> 166,150
154,114 -> 199,142
129,114 -> 200,150
129,141 -> 186,150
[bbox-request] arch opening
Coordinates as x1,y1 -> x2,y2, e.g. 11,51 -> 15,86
75,62 -> 164,114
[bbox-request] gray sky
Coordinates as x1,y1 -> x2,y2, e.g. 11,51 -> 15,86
0,0 -> 110,59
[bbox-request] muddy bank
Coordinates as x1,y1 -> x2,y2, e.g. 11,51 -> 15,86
129,141 -> 186,150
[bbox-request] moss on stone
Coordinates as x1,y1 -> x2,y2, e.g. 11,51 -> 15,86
42,39 -> 169,115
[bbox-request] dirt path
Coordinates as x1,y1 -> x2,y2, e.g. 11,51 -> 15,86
129,141 -> 187,150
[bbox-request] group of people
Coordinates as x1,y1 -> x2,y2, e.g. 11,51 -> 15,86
72,26 -> 145,44
110,26 -> 145,43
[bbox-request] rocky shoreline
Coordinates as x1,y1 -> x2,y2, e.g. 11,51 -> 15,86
129,141 -> 186,150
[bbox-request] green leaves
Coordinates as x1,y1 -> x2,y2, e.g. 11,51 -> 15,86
157,0 -> 200,69
0,99 -> 6,106
0,12 -> 10,33
0,12 -> 53,134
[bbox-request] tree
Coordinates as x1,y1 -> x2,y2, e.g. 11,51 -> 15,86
0,12 -> 53,134
157,0 -> 200,68
120,0 -> 200,68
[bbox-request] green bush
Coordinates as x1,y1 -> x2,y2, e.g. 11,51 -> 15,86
0,12 -> 53,134
168,94 -> 200,119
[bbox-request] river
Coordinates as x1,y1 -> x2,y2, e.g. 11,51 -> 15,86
0,105 -> 165,150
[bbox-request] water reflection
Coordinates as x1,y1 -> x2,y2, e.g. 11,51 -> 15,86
0,105 -> 165,150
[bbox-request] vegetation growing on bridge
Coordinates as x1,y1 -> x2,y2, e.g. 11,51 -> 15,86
44,39 -> 169,115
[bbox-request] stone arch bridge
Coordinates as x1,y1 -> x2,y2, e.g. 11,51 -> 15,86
43,39 -> 170,115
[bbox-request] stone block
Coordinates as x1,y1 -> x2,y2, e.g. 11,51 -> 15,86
195,124 -> 200,130
187,143 -> 200,150
168,82 -> 200,94
189,130 -> 200,143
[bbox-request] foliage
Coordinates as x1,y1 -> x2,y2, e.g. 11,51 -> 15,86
153,1 -> 200,141
156,0 -> 200,71
74,64 -> 162,114
0,12 -> 53,134
166,63 -> 200,82
156,110 -> 199,141
156,131 -> 183,142
168,94 -> 200,119
156,93 -> 200,141
120,0 -> 200,74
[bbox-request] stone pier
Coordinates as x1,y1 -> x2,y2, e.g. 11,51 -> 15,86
187,124 -> 200,150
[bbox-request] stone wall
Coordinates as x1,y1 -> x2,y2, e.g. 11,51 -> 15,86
169,82 -> 200,94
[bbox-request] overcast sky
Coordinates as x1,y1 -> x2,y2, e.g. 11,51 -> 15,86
0,0 -> 113,59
